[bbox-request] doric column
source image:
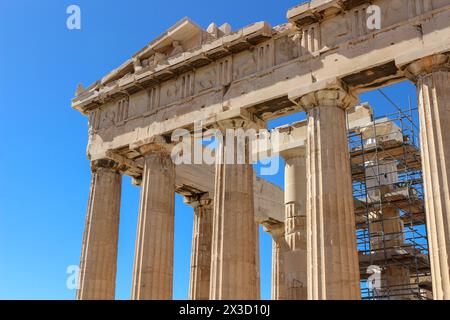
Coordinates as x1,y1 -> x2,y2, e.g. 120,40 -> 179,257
405,54 -> 450,300
77,159 -> 122,300
209,119 -> 259,300
264,221 -> 288,300
131,142 -> 175,300
185,194 -> 213,300
297,80 -> 361,300
282,148 -> 307,300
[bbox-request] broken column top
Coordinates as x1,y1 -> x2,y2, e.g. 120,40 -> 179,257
347,102 -> 373,132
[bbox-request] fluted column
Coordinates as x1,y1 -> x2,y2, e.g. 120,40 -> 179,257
298,81 -> 361,300
405,54 -> 450,300
209,120 -> 259,300
282,148 -> 307,300
264,222 -> 288,300
186,194 -> 213,300
77,159 -> 122,300
131,145 -> 175,300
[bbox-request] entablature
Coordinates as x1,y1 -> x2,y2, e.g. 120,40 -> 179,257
73,0 -> 450,163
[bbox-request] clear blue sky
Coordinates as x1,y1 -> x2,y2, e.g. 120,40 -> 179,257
0,0 -> 418,300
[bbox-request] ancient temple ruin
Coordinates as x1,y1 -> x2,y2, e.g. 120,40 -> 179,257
72,0 -> 450,300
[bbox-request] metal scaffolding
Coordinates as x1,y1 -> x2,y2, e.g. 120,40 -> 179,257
347,96 -> 431,300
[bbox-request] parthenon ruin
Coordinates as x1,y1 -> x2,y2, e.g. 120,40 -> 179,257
72,0 -> 450,300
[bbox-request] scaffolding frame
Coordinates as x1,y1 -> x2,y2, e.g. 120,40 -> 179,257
347,97 -> 431,300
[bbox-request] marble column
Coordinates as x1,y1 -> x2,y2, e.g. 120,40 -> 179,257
282,148 -> 308,300
264,222 -> 288,300
131,148 -> 175,300
186,194 -> 213,300
209,120 -> 259,300
77,159 -> 122,300
298,81 -> 361,300
405,54 -> 450,300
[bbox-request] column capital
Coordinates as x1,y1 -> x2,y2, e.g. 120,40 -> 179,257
288,78 -> 358,111
214,118 -> 265,132
184,193 -> 212,209
131,177 -> 142,186
262,219 -> 285,239
91,158 -> 121,172
404,54 -> 450,82
130,135 -> 174,156
280,147 -> 306,161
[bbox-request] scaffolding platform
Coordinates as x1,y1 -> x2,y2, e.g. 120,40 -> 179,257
358,248 -> 430,279
354,186 -> 426,226
351,141 -> 422,181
